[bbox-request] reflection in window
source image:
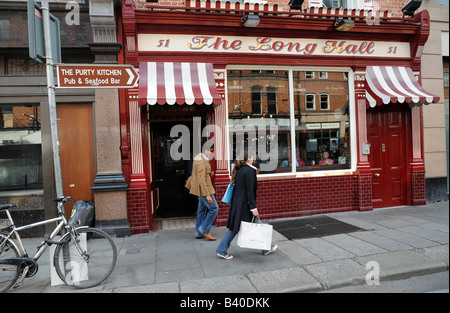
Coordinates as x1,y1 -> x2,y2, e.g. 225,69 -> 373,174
267,87 -> 277,115
228,69 -> 351,175
251,86 -> 262,115
6,57 -> 45,76
293,71 -> 350,170
228,70 -> 290,173
0,104 -> 42,190
306,94 -> 315,110
320,93 -> 330,110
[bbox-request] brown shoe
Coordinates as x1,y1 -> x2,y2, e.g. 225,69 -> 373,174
200,232 -> 216,241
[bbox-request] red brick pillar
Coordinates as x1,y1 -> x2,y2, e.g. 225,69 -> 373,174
355,71 -> 373,211
410,106 -> 427,205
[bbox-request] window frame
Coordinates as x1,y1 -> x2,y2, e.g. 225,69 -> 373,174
305,93 -> 316,110
320,93 -> 330,110
0,102 -> 43,191
319,71 -> 328,79
305,71 -> 315,79
251,85 -> 263,115
226,65 -> 356,178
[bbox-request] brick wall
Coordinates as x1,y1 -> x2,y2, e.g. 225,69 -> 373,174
410,171 -> 426,205
355,173 -> 372,211
127,189 -> 151,234
215,174 -> 358,225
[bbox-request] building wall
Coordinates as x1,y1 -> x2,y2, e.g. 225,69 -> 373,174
1,0 -> 131,237
0,2 -> 95,236
124,0 -> 443,234
215,174 -> 359,225
421,0 -> 449,201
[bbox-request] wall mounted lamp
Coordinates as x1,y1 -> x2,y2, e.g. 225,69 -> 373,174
334,19 -> 355,31
401,0 -> 422,17
242,14 -> 260,27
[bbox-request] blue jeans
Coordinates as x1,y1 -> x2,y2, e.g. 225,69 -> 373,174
216,218 -> 270,255
196,195 -> 219,236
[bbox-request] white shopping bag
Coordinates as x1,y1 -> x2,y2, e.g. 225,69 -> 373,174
237,219 -> 273,251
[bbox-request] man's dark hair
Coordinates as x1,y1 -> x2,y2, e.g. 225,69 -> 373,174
202,140 -> 214,152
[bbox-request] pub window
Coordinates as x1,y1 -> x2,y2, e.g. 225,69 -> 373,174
0,104 -> 43,191
294,71 -> 350,171
228,69 -> 351,175
228,70 -> 290,174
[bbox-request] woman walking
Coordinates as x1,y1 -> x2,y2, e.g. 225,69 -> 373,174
216,152 -> 277,260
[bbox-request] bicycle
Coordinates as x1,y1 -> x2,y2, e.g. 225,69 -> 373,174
0,196 -> 117,293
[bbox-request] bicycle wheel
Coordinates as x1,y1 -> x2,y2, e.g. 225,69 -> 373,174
53,227 -> 117,289
0,234 -> 20,293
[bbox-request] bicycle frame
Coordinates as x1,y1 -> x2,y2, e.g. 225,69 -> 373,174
2,208 -> 68,261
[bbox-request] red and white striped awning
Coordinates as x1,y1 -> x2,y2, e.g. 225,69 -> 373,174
138,62 -> 222,106
365,66 -> 440,108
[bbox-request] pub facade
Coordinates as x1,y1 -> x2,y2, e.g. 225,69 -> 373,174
120,0 -> 439,234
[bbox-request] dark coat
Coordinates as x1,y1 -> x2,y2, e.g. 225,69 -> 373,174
226,164 -> 257,233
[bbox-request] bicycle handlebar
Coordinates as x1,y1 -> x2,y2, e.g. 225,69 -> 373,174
52,196 -> 75,204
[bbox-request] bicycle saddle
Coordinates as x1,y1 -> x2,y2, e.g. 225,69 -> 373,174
0,204 -> 16,211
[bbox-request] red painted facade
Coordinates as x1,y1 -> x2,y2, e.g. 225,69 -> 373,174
119,0 -> 433,234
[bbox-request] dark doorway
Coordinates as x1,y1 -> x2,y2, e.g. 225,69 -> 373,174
148,105 -> 211,218
154,122 -> 196,217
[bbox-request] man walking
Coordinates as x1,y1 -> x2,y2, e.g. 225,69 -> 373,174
186,141 -> 218,240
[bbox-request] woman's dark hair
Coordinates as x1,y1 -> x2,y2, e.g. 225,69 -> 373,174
231,151 -> 249,184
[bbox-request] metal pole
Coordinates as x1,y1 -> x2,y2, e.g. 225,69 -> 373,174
41,0 -> 64,201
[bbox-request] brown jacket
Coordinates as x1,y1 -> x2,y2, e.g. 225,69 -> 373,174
185,154 -> 215,197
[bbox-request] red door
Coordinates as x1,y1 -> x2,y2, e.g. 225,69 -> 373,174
367,105 -> 408,208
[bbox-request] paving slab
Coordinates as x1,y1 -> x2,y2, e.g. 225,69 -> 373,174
304,259 -> 367,289
180,275 -> 257,293
357,250 -> 448,281
373,229 -> 438,248
112,282 -> 180,293
418,245 -> 449,269
395,225 -> 449,244
369,217 -> 418,228
329,216 -> 387,231
349,231 -> 412,252
106,261 -> 156,288
323,234 -> 387,256
294,237 -> 355,261
277,240 -> 322,266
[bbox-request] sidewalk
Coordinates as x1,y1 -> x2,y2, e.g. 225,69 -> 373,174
8,201 -> 449,293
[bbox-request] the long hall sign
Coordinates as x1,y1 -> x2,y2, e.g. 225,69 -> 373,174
138,34 -> 410,58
